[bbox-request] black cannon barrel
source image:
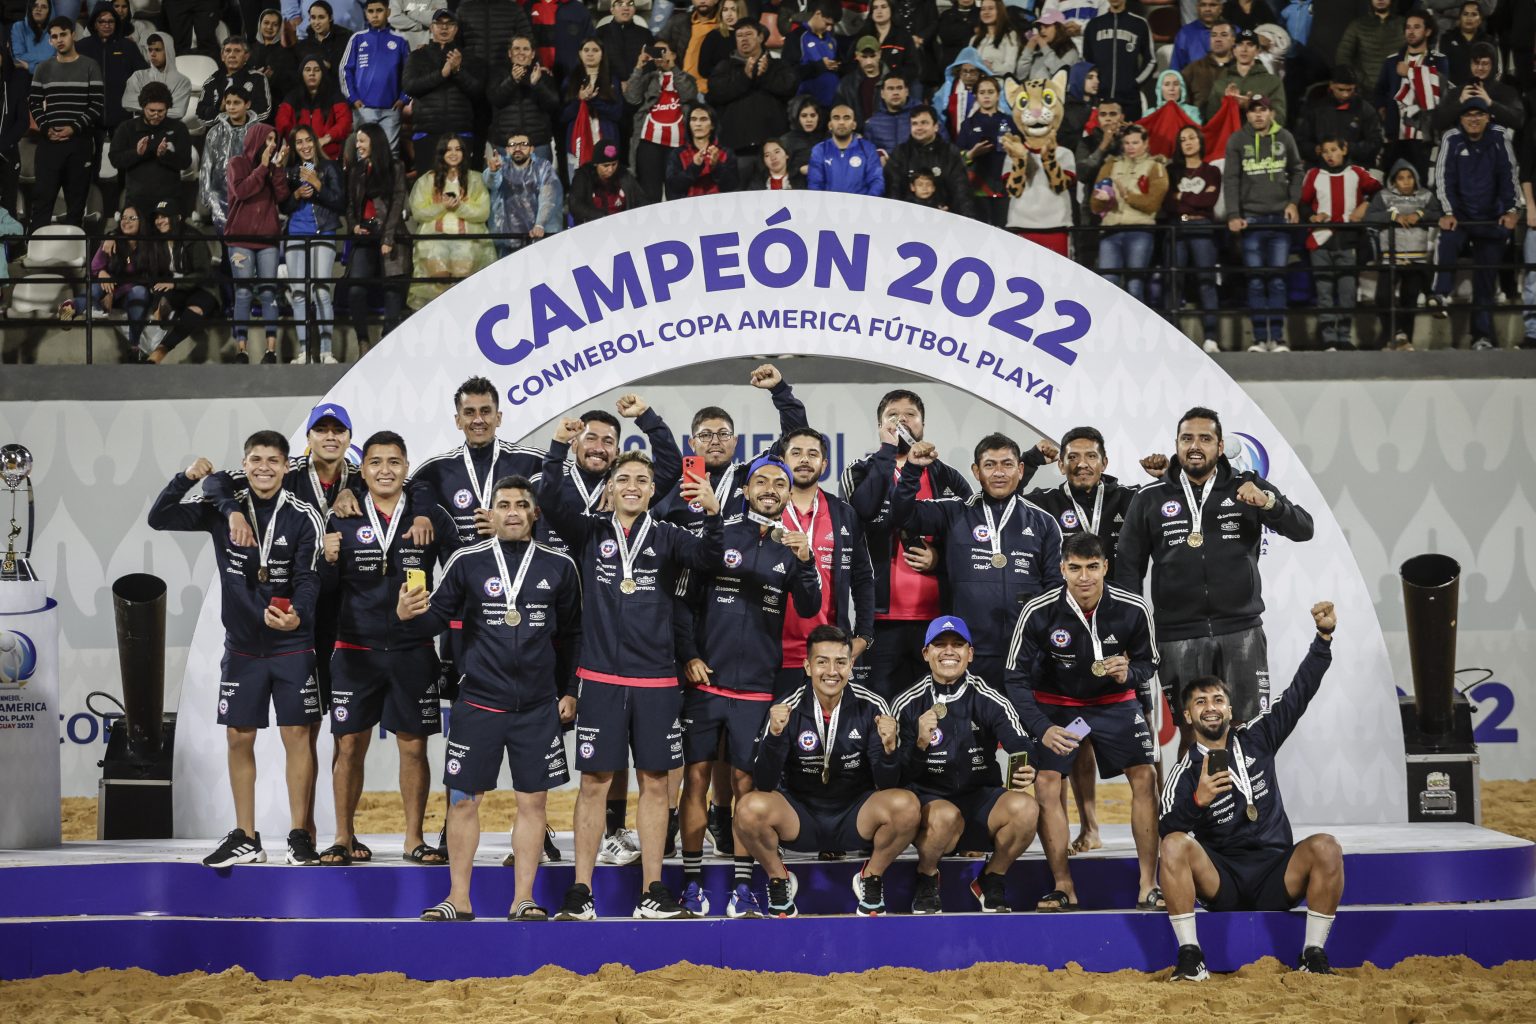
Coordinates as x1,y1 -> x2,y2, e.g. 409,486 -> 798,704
112,573 -> 167,760
1400,554 -> 1461,743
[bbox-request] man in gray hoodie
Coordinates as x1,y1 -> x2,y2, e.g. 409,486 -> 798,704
1223,96 -> 1303,352
123,33 -> 199,129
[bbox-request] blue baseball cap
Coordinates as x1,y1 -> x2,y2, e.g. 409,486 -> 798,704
924,616 -> 972,646
306,403 -> 352,433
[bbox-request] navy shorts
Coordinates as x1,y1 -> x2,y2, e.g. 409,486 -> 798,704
681,688 -> 772,772
781,790 -> 874,854
775,666 -> 808,700
1203,842 -> 1301,912
1159,625 -> 1270,725
574,679 -> 683,773
442,700 -> 570,794
218,649 -> 321,728
918,786 -> 1006,852
329,645 -> 441,737
1031,700 -> 1156,779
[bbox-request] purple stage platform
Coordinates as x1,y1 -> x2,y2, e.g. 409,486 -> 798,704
2,823 -> 1532,980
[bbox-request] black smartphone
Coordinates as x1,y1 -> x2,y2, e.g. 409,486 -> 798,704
646,43 -> 665,58
1205,749 -> 1229,773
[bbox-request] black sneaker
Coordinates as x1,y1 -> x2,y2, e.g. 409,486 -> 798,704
970,871 -> 1011,913
204,828 -> 266,867
766,873 -> 799,918
553,883 -> 596,921
1426,293 -> 1449,319
911,872 -> 943,915
851,863 -> 887,916
1171,944 -> 1209,982
1297,946 -> 1336,975
261,350 -> 277,364
707,804 -> 734,858
285,828 -> 320,865
232,351 -> 250,364
633,881 -> 693,920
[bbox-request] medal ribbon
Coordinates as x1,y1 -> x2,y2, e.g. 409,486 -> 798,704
246,489 -> 287,577
460,444 -> 499,508
981,495 -> 1018,564
1179,472 -> 1211,538
308,460 -> 349,517
811,695 -> 841,784
611,513 -> 652,584
1063,480 -> 1103,536
1229,735 -> 1257,815
783,488 -> 820,536
1064,592 -> 1105,665
364,493 -> 404,568
569,464 -> 604,511
490,538 -> 536,619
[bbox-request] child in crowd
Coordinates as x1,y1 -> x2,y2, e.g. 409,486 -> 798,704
1363,160 -> 1441,351
1299,136 -> 1379,351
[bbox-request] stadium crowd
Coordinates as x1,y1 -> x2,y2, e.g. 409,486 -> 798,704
4,0 -> 1536,358
148,369 -> 1346,984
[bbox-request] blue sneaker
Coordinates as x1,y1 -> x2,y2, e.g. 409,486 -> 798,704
680,881 -> 710,916
766,873 -> 799,918
726,883 -> 764,919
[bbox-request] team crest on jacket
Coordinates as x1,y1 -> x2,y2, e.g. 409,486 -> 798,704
599,539 -> 619,558
1060,509 -> 1079,529
1161,500 -> 1182,517
798,730 -> 819,752
1050,628 -> 1072,648
929,727 -> 945,746
971,524 -> 992,543
484,577 -> 505,597
356,525 -> 376,543
453,488 -> 474,509
723,548 -> 743,568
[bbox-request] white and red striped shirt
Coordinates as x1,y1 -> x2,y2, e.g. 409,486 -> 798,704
641,72 -> 686,148
1394,58 -> 1442,141
1300,164 -> 1381,249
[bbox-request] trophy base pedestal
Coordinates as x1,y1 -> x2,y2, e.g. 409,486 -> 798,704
1,556 -> 39,582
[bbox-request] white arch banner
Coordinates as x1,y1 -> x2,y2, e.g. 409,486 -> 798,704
174,193 -> 1406,838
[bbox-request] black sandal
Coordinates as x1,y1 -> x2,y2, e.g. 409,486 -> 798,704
421,900 -> 474,921
404,843 -> 449,865
1138,886 -> 1166,911
351,839 -> 372,862
509,900 -> 549,921
1036,889 -> 1079,912
318,844 -> 352,866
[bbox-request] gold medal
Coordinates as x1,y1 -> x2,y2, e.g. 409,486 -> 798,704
620,578 -> 637,595
933,702 -> 947,720
1186,532 -> 1204,548
504,608 -> 521,627
1091,660 -> 1107,677
257,567 -> 269,584
990,552 -> 1008,569
820,767 -> 829,785
770,526 -> 785,544
1246,804 -> 1259,822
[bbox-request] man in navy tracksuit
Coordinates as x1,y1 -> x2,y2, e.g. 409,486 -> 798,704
673,455 -> 822,919
1082,0 -> 1155,118
889,432 -> 1065,691
808,104 -> 885,195
539,426 -> 722,921
342,0 -> 411,149
893,616 -> 1039,915
1427,98 -> 1523,349
1159,601 -> 1344,982
1007,532 -> 1160,912
318,430 -> 460,868
738,625 -> 918,918
397,474 -> 582,922
148,430 -> 325,869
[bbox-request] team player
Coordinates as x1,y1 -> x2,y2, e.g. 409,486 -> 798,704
148,431 -> 325,868
1007,532 -> 1161,911
1160,601 -> 1344,981
893,617 -> 1040,915
539,426 -> 723,920
1114,407 -> 1315,751
674,455 -> 824,917
737,626 -> 919,917
396,476 -> 582,921
318,431 -> 459,866
890,434 -> 1065,689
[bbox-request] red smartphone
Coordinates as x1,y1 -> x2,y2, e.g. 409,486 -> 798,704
682,455 -> 705,483
269,597 -> 292,614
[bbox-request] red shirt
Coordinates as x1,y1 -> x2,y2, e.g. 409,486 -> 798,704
882,464 -> 941,620
780,490 -> 835,668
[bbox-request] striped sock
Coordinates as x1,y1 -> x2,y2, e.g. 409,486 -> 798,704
734,855 -> 754,886
683,849 -> 703,885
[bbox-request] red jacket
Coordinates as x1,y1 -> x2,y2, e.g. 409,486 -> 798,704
225,123 -> 292,248
276,97 -> 354,161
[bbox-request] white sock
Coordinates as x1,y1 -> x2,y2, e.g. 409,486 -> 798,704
1169,912 -> 1199,948
1304,911 -> 1335,950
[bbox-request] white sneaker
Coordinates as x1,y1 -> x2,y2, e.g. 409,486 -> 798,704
1270,341 -> 1291,352
597,828 -> 641,866
1246,341 -> 1270,353
1201,339 -> 1220,354
320,352 -> 339,364
290,352 -> 311,364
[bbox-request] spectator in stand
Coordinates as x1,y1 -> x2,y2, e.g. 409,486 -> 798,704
1018,11 -> 1079,83
341,0 -> 409,150
1060,61 -> 1098,154
12,0 -> 57,76
27,17 -> 103,231
407,135 -> 494,309
1426,97 -> 1520,350
1432,43 -> 1521,134
808,102 -> 885,194
343,122 -> 408,351
932,47 -> 994,146
1365,159 -> 1441,350
665,102 -> 738,198
108,0 -> 157,72
455,0 -> 532,80
1082,0 -> 1152,119
786,2 -> 841,109
697,0 -> 743,89
1441,1 -> 1496,85
251,10 -> 302,105
1172,0 -> 1222,71
281,124 -> 346,363
1183,19 -> 1235,110
224,122 -> 291,363
865,73 -> 918,154
560,38 -> 622,177
201,87 -> 259,230
296,1 -> 353,72
124,35 -> 197,127
278,56 -> 353,160
1152,68 -> 1202,125
1075,96 -> 1123,197
955,74 -> 1013,224
1522,120 -> 1536,350
855,0 -> 925,92
483,129 -> 562,256
934,0 -> 980,73
888,103 -> 972,215
1300,136 -> 1380,351
58,203 -> 157,358
1206,28 -> 1284,125
969,0 -> 1022,84
782,95 -> 828,178
1042,0 -> 1105,39
389,0 -> 433,47
658,0 -> 719,93
569,136 -> 650,221
402,9 -> 483,175
1165,124 -> 1223,353
1375,10 -> 1448,183
837,36 -> 889,124
598,0 -> 652,90
746,137 -> 805,189
1294,66 -> 1381,171
1089,123 -> 1166,303
196,37 -> 273,124
111,81 -> 193,214
1222,0 -> 1276,33
1336,0 -> 1403,91
166,0 -> 222,55
526,0 -> 592,86
488,35 -> 560,166
892,0 -> 939,61
142,201 -> 219,364
625,38 -> 697,200
708,21 -> 798,170
1223,94 -> 1303,351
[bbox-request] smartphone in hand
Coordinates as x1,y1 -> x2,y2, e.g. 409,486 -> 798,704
1205,748 -> 1230,773
269,597 -> 292,614
1064,716 -> 1092,740
1006,750 -> 1031,790
405,568 -> 427,592
682,454 -> 705,482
